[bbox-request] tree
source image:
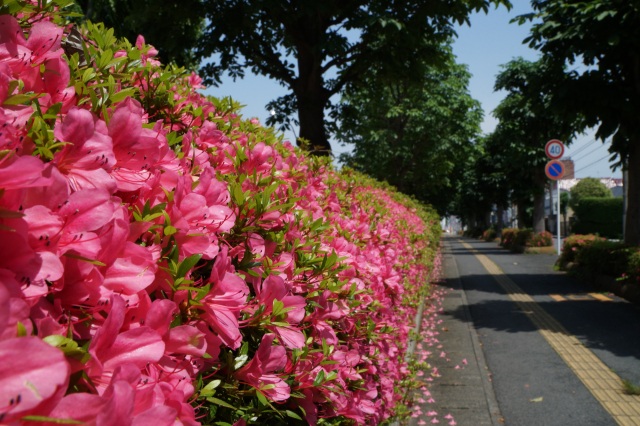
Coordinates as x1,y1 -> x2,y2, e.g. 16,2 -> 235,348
74,0 -> 204,68
197,0 -> 510,155
518,0 -> 640,244
336,46 -> 483,214
455,136 -> 508,231
491,58 -> 582,232
569,177 -> 612,209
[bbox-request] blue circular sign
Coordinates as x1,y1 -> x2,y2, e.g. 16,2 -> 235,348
545,160 -> 565,180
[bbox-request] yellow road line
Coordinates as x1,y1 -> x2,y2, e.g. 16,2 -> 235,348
459,240 -> 640,426
590,292 -> 614,302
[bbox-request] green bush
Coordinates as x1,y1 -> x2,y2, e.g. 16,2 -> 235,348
464,226 -> 485,238
515,228 -> 533,247
557,234 -> 606,268
572,197 -> 623,239
500,228 -> 518,250
483,228 -> 498,242
527,230 -> 553,247
625,250 -> 640,283
575,240 -> 633,277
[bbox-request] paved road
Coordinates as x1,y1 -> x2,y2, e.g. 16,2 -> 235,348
425,235 -> 640,426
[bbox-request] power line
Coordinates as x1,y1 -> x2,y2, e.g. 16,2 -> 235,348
574,154 -> 613,176
572,143 -> 607,162
568,138 -> 598,157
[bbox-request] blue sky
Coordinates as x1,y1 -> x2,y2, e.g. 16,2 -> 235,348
202,3 -> 620,178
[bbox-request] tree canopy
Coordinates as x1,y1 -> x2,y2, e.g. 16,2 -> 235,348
518,0 -> 640,244
488,57 -> 581,232
337,46 -> 483,214
569,177 -> 612,210
74,0 -> 204,68
197,0 -> 510,155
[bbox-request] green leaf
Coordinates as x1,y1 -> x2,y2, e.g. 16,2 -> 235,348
20,416 -> 82,425
205,396 -> 237,410
285,410 -> 303,420
234,354 -> 249,370
199,379 -> 222,396
176,253 -> 202,279
255,390 -> 268,406
62,253 -> 107,267
109,87 -> 137,104
3,94 -> 36,105
313,369 -> 326,386
16,321 -> 27,337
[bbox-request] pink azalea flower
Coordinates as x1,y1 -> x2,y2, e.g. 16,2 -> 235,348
200,248 -> 249,349
252,274 -> 306,349
87,295 -> 165,389
53,107 -> 116,192
235,333 -> 290,402
0,336 -> 69,423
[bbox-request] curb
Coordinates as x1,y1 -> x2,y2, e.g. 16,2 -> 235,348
444,243 -> 503,426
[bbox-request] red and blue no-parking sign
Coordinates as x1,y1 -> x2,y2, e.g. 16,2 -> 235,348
545,160 -> 565,180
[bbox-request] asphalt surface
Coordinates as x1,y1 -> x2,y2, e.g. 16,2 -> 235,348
425,235 -> 640,426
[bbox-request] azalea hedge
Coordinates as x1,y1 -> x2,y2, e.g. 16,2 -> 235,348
0,1 -> 442,425
500,228 -> 552,252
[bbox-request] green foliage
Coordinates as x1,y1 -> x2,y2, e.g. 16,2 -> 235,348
557,234 -> 606,269
569,177 -> 612,209
626,250 -> 640,285
482,228 -> 498,242
572,197 -> 623,239
500,228 -> 520,251
488,58 -> 582,232
196,0 -> 510,154
574,239 -> 631,277
622,379 -> 640,396
500,228 -> 550,251
73,0 -> 205,68
337,46 -> 482,215
518,0 -> 640,245
527,231 -> 553,247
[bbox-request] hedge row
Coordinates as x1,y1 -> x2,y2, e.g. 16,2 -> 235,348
556,235 -> 640,304
572,197 -> 623,239
0,2 -> 441,425
500,228 -> 552,252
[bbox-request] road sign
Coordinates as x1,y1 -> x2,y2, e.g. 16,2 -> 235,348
545,139 -> 565,159
545,160 -> 565,180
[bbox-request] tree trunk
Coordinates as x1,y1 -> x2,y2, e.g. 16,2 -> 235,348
296,92 -> 331,155
532,170 -> 546,233
624,141 -> 640,245
295,28 -> 332,156
496,205 -> 505,235
517,199 -> 527,229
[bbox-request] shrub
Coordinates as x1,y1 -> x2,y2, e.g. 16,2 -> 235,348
500,228 -> 518,250
464,226 -> 484,238
527,231 -> 553,247
557,234 -> 606,269
572,197 -> 623,239
482,228 -> 497,242
501,228 -> 537,252
569,177 -> 612,209
574,240 -> 632,277
626,250 -> 640,284
0,3 -> 441,425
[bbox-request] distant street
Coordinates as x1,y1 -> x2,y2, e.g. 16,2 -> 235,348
428,236 -> 640,426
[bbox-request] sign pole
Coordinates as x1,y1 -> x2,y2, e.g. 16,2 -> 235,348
545,139 -> 566,257
556,180 -> 561,255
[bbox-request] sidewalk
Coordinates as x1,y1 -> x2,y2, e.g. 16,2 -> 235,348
432,236 -> 640,426
410,237 -> 503,425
